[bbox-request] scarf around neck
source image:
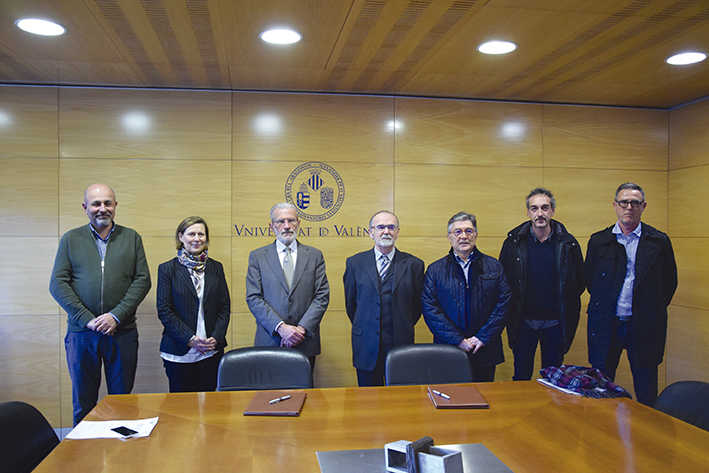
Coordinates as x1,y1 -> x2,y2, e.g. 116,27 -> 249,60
177,248 -> 208,272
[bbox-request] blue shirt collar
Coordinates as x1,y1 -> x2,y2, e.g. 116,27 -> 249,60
612,221 -> 642,238
88,222 -> 115,242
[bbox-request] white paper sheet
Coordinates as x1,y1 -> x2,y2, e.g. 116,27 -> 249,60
66,417 -> 159,440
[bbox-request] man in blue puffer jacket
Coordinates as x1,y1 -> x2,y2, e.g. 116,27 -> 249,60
422,212 -> 511,381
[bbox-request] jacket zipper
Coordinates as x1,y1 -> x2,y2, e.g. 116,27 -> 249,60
100,259 -> 105,314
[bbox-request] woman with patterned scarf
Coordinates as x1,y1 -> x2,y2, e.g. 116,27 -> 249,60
156,216 -> 231,392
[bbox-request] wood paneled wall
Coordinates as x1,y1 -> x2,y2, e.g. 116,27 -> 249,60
1,84 -> 698,428
668,98 -> 709,384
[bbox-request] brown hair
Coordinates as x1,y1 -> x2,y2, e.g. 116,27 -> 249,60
526,187 -> 556,210
175,216 -> 209,250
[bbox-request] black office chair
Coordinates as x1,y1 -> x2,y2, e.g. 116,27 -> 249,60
0,401 -> 60,473
654,381 -> 709,431
216,346 -> 313,391
385,343 -> 473,386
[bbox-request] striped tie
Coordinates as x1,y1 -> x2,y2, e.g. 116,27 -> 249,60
379,254 -> 390,278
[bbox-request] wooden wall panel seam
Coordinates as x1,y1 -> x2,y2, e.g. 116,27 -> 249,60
395,163 -> 670,172
667,163 -> 709,171
56,157 -> 231,162
670,304 -> 709,310
0,156 -> 63,160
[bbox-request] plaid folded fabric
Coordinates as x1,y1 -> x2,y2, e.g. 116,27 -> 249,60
540,364 -> 632,399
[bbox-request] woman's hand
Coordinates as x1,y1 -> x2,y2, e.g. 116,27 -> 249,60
188,336 -> 217,353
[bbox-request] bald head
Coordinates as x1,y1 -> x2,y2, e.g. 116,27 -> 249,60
84,183 -> 116,204
82,183 -> 117,231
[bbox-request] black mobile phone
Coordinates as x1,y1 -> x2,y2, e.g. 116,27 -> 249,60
111,426 -> 138,437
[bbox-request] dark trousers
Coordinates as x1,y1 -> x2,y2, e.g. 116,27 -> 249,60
163,351 -> 223,393
594,318 -> 659,406
356,347 -> 389,387
308,356 -> 316,373
65,329 -> 138,426
512,322 -> 564,380
467,354 -> 496,382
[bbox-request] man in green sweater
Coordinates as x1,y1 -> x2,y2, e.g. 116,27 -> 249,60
50,183 -> 151,425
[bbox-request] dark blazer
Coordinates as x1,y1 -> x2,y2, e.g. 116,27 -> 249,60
156,257 -> 231,356
343,248 -> 424,371
499,219 -> 585,353
245,241 -> 330,357
585,222 -> 677,367
422,248 -> 511,366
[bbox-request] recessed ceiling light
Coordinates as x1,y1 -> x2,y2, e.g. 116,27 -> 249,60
260,28 -> 301,45
666,51 -> 706,65
15,18 -> 65,36
478,40 -> 517,55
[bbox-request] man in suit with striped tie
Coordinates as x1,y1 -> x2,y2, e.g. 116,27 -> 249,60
246,203 -> 330,369
344,210 -> 424,386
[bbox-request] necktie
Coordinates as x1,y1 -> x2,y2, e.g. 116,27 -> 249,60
379,254 -> 390,278
283,247 -> 294,289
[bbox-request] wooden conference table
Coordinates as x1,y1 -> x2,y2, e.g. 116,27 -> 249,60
36,381 -> 709,473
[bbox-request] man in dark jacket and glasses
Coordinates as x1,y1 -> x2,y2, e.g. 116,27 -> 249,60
585,182 -> 677,406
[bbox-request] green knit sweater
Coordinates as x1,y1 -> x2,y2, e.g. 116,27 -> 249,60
50,224 -> 151,332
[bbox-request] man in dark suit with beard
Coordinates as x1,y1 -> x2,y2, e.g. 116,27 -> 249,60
344,210 -> 424,386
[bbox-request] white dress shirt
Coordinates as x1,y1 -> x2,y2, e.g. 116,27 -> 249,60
276,239 -> 298,269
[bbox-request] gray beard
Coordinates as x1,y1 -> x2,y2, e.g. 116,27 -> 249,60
277,234 -> 295,245
378,238 -> 394,247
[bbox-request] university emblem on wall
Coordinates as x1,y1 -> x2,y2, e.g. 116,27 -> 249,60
285,161 -> 345,222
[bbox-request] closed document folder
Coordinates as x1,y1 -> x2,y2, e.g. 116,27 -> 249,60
243,391 -> 307,416
427,384 -> 489,409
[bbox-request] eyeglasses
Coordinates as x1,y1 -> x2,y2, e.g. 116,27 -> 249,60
615,199 -> 644,209
274,218 -> 298,226
372,224 -> 398,231
450,228 -> 476,237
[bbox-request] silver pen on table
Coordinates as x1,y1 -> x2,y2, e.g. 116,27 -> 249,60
268,394 -> 292,404
432,389 -> 451,400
